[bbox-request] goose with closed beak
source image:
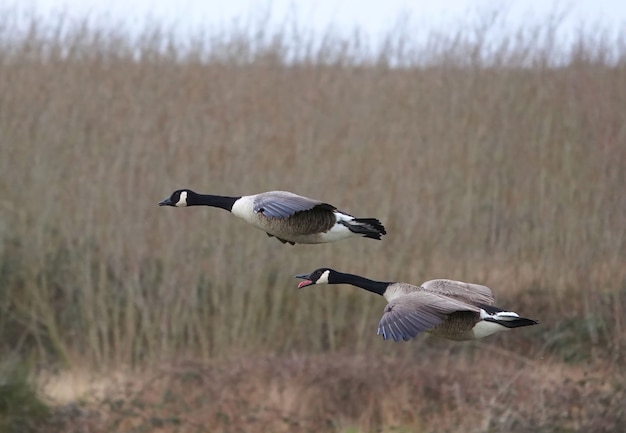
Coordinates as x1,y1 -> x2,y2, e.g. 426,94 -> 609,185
159,189 -> 386,245
296,268 -> 538,341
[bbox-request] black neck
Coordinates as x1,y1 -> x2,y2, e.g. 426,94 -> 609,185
331,271 -> 391,296
187,193 -> 240,211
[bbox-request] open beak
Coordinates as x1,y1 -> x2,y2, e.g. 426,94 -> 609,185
295,273 -> 313,289
158,197 -> 173,206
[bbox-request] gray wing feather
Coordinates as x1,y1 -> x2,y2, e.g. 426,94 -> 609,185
253,192 -> 334,219
421,279 -> 495,305
377,292 -> 479,341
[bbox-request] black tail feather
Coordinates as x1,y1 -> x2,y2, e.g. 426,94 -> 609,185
479,304 -> 539,329
484,317 -> 539,329
342,218 -> 387,240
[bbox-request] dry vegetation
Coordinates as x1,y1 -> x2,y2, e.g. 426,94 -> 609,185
0,8 -> 625,433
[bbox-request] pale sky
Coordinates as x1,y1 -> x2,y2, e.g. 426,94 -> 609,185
14,0 -> 626,48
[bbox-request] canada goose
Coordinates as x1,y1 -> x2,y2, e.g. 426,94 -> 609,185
158,189 -> 386,245
296,268 -> 538,341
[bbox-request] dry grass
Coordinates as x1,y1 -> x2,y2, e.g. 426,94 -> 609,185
0,7 -> 625,432
35,351 -> 626,433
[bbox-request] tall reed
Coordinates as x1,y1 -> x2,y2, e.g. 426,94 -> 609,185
0,9 -> 624,369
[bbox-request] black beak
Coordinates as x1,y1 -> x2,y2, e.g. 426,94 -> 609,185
158,197 -> 173,206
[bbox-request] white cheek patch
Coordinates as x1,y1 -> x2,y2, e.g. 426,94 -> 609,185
317,270 -> 330,284
176,191 -> 188,207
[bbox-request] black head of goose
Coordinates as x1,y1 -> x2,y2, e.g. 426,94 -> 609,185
159,189 -> 386,245
296,268 -> 538,342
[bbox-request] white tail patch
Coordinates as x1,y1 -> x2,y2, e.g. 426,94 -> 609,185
473,308 -> 520,339
479,309 -> 519,320
318,212 -> 355,242
472,320 -> 509,339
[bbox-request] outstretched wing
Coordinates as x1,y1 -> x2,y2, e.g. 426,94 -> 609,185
420,279 -> 494,306
377,292 -> 479,342
253,192 -> 335,219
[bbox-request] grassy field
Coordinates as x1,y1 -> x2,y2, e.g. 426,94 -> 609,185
0,9 -> 625,433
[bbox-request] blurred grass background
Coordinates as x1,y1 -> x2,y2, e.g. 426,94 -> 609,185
0,7 -> 625,432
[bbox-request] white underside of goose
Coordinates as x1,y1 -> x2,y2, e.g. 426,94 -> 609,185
231,196 -> 358,242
